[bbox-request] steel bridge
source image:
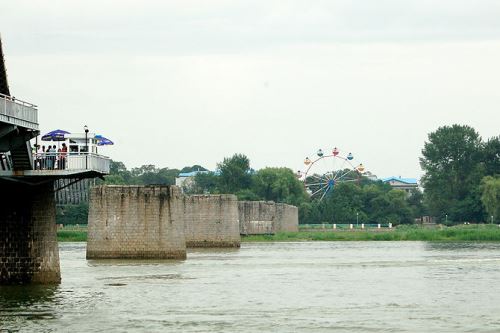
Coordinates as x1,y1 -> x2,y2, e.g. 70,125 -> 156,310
0,36 -> 110,284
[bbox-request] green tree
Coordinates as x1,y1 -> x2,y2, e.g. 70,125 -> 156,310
420,125 -> 485,222
324,182 -> 365,224
103,160 -> 133,184
180,165 -> 208,173
110,160 -> 127,174
56,203 -> 89,225
298,201 -> 315,224
407,188 -> 427,218
484,137 -> 500,176
190,171 -> 219,194
480,176 -> 500,223
217,153 -> 252,193
235,189 -> 261,201
252,167 -> 307,205
127,165 -> 180,185
155,167 -> 181,185
361,182 -> 391,218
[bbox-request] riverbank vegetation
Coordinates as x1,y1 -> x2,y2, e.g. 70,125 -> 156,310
57,229 -> 87,242
243,225 -> 500,242
57,225 -> 500,243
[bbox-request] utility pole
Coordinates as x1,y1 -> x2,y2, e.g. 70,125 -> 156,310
84,125 -> 89,169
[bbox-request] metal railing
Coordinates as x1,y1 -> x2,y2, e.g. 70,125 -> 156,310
33,152 -> 110,174
0,92 -> 38,127
0,153 -> 12,171
299,223 -> 393,230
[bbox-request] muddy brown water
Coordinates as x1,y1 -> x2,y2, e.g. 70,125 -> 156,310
1,242 -> 500,332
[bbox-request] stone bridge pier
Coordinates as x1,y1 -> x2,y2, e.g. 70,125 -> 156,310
0,181 -> 60,284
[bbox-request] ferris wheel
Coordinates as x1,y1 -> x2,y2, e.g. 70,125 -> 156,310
297,147 -> 366,201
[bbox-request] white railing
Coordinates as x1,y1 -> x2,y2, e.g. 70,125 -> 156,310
0,152 -> 12,171
0,92 -> 38,127
66,153 -> 110,174
33,152 -> 110,174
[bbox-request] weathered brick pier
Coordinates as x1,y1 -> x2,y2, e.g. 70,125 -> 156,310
238,201 -> 299,235
86,186 -> 187,259
0,182 -> 60,284
86,186 -> 243,259
86,185 -> 300,259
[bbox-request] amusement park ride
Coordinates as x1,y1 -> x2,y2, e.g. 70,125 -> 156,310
298,147 -> 366,201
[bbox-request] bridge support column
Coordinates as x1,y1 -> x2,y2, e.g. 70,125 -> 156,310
0,181 -> 60,284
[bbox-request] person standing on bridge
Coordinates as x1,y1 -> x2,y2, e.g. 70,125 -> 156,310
36,145 -> 43,170
41,145 -> 46,169
45,145 -> 53,170
60,143 -> 67,170
52,145 -> 57,169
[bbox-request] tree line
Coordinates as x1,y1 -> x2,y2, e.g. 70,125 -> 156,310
184,154 -> 422,225
95,153 -> 424,225
59,124 -> 499,225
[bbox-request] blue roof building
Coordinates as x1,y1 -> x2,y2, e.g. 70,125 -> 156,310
382,176 -> 419,193
178,171 -> 207,178
175,170 -> 212,191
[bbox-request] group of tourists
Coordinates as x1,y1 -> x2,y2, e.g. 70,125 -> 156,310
34,143 -> 68,170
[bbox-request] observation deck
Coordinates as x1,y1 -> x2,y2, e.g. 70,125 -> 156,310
0,151 -> 110,183
0,36 -> 111,184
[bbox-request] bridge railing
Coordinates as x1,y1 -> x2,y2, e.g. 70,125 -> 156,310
0,153 -> 12,171
299,223 -> 393,230
33,152 -> 110,174
0,93 -> 38,129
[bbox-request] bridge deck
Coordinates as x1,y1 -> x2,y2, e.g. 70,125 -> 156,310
0,169 -> 108,186
0,153 -> 110,184
0,93 -> 38,130
0,169 -> 106,178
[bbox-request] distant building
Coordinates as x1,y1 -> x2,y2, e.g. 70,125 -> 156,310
175,170 -> 209,191
363,171 -> 378,181
382,176 -> 418,193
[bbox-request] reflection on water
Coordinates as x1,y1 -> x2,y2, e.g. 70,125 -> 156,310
87,259 -> 184,267
1,241 -> 500,332
424,241 -> 500,251
0,285 -> 59,328
0,285 -> 58,306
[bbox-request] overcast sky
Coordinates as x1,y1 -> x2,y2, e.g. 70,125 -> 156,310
2,0 -> 499,179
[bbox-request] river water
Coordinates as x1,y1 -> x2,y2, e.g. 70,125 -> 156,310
1,242 -> 500,332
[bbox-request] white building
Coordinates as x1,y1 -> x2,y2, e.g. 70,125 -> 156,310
382,176 -> 419,193
175,170 -> 210,191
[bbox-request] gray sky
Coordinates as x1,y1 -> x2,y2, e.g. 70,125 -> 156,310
2,0 -> 499,179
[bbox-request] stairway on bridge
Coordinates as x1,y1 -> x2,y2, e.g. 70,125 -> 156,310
9,141 -> 33,170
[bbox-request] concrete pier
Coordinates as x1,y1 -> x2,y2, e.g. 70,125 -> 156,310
86,186 -> 186,259
87,187 -> 241,258
238,201 -> 299,235
184,194 -> 240,248
86,186 -> 302,259
0,182 -> 60,284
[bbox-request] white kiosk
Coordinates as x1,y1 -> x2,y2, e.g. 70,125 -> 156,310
63,132 -> 111,172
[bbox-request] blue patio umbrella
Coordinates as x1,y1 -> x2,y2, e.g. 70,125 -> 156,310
41,129 -> 70,141
95,134 -> 114,146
